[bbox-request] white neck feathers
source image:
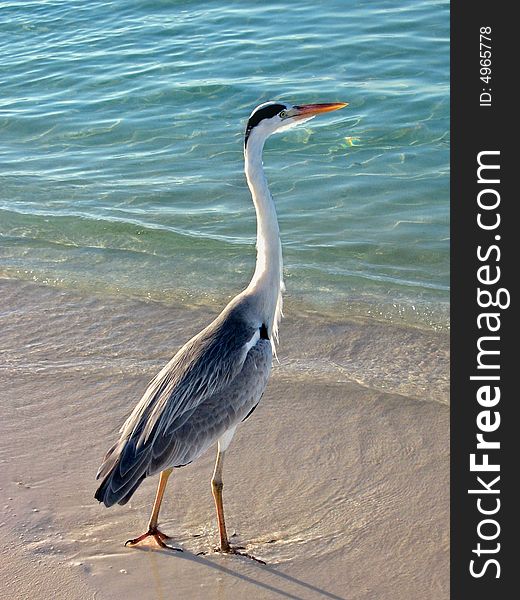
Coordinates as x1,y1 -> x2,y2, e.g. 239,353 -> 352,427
244,133 -> 284,343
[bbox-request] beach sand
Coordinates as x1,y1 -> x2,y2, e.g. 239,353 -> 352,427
0,278 -> 449,600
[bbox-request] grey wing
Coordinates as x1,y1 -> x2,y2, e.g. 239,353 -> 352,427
157,337 -> 272,469
95,301 -> 272,507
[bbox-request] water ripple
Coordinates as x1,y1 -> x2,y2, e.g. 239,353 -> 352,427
0,0 -> 449,328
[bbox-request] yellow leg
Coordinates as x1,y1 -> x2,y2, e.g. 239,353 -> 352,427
210,447 -> 266,564
211,449 -> 231,552
148,468 -> 172,530
126,468 -> 180,550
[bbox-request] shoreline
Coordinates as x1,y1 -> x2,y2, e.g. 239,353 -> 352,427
1,276 -> 449,403
0,265 -> 450,333
1,277 -> 449,599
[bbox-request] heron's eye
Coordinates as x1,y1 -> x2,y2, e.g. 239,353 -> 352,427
279,110 -> 287,118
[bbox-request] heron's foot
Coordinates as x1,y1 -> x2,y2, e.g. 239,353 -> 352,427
125,528 -> 183,552
218,543 -> 266,564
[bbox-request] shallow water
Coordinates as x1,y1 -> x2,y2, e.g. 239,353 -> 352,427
1,279 -> 449,404
0,0 -> 449,329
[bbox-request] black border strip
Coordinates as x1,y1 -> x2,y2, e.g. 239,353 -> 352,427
451,2 -> 513,596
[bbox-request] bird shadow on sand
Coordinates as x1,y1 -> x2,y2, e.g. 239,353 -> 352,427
133,544 -> 346,600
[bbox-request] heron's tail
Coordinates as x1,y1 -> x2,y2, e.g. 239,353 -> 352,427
94,438 -> 151,507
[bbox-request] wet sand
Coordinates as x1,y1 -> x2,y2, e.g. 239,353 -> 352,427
0,278 -> 449,599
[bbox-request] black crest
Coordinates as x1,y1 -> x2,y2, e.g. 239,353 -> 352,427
244,102 -> 286,147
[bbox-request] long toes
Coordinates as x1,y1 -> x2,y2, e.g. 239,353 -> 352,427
150,534 -> 183,552
125,534 -> 148,547
124,530 -> 182,552
218,546 -> 266,564
235,551 -> 266,565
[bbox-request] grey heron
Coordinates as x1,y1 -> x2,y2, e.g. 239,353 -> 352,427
95,100 -> 347,556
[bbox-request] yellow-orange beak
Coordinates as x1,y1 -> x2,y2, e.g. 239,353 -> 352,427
291,102 -> 348,118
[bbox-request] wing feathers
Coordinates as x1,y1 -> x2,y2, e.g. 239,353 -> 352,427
129,307 -> 258,448
95,300 -> 268,507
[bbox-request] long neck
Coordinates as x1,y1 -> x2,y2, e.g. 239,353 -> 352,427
244,135 -> 283,340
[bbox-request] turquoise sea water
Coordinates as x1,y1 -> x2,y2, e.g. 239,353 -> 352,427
0,0 -> 449,329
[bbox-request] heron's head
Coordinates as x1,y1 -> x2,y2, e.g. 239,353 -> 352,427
244,101 -> 347,151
